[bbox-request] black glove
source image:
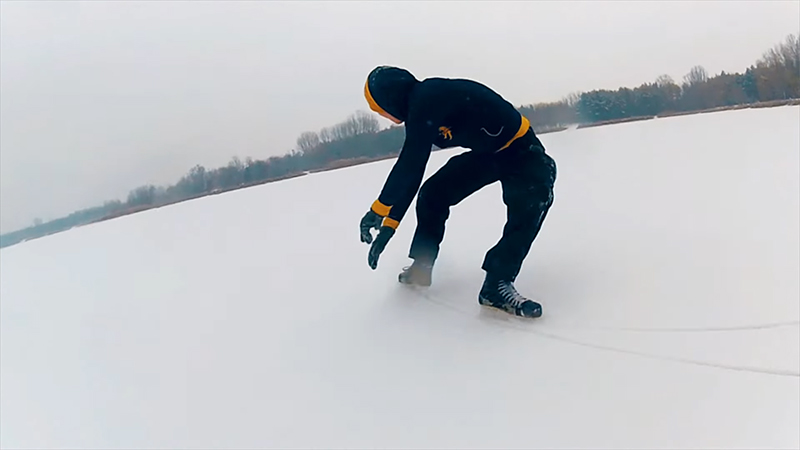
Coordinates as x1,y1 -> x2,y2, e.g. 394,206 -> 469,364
368,226 -> 395,270
359,209 -> 383,244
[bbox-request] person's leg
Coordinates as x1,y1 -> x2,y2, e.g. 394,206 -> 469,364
401,150 -> 500,285
478,134 -> 557,317
482,138 -> 556,281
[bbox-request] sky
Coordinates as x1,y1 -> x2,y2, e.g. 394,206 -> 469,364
1,0 -> 799,233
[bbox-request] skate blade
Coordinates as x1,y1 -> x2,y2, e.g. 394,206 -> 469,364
398,281 -> 429,292
478,303 -> 541,323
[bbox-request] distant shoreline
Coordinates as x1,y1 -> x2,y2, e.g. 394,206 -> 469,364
2,98 -> 798,250
573,98 -> 800,129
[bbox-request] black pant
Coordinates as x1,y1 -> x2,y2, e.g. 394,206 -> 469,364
408,130 -> 557,281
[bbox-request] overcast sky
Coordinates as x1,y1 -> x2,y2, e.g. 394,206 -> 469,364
1,1 -> 798,233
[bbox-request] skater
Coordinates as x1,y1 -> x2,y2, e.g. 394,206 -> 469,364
359,66 -> 557,318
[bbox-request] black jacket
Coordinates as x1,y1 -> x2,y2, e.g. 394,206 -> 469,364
370,76 -> 532,227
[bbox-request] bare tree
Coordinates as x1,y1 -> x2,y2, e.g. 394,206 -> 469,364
127,185 -> 157,206
350,110 -> 380,134
319,127 -> 333,144
785,33 -> 800,72
754,33 -> 800,100
564,91 -> 582,107
655,74 -> 676,87
310,111 -> 381,146
296,131 -> 321,153
683,65 -> 709,87
759,34 -> 799,69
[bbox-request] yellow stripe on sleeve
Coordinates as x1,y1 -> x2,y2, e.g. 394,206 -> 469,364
371,199 -> 391,217
498,115 -> 531,152
382,217 -> 400,229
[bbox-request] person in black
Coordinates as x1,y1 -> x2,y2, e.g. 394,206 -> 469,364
359,66 -> 557,318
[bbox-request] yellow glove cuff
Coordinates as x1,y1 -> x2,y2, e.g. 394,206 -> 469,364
371,199 -> 391,217
382,217 -> 400,229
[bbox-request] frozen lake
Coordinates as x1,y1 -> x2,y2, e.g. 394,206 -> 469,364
2,106 -> 798,449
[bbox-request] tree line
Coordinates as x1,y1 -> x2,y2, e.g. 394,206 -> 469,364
519,33 -> 799,126
2,33 -> 798,248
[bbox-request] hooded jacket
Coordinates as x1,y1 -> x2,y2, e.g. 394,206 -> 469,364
365,66 -> 533,229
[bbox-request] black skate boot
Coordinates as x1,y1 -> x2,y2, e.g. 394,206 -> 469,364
398,260 -> 433,287
478,274 -> 542,318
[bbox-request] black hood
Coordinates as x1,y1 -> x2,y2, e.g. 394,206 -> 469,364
366,66 -> 419,122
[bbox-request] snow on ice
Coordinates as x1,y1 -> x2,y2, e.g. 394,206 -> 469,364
1,106 -> 799,449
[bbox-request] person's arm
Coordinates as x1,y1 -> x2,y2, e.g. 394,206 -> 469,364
359,94 -> 440,270
371,116 -> 438,229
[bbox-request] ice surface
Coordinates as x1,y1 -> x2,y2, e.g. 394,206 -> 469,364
2,106 -> 799,449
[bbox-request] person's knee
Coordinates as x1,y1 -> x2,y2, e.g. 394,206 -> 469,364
416,181 -> 447,214
504,183 -> 553,214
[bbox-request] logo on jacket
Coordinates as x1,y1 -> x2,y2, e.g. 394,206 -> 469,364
439,126 -> 453,140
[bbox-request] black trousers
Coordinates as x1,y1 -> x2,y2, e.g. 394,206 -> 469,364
408,130 -> 557,281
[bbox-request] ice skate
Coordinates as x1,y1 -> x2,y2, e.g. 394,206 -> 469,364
478,275 -> 542,318
398,260 -> 433,287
